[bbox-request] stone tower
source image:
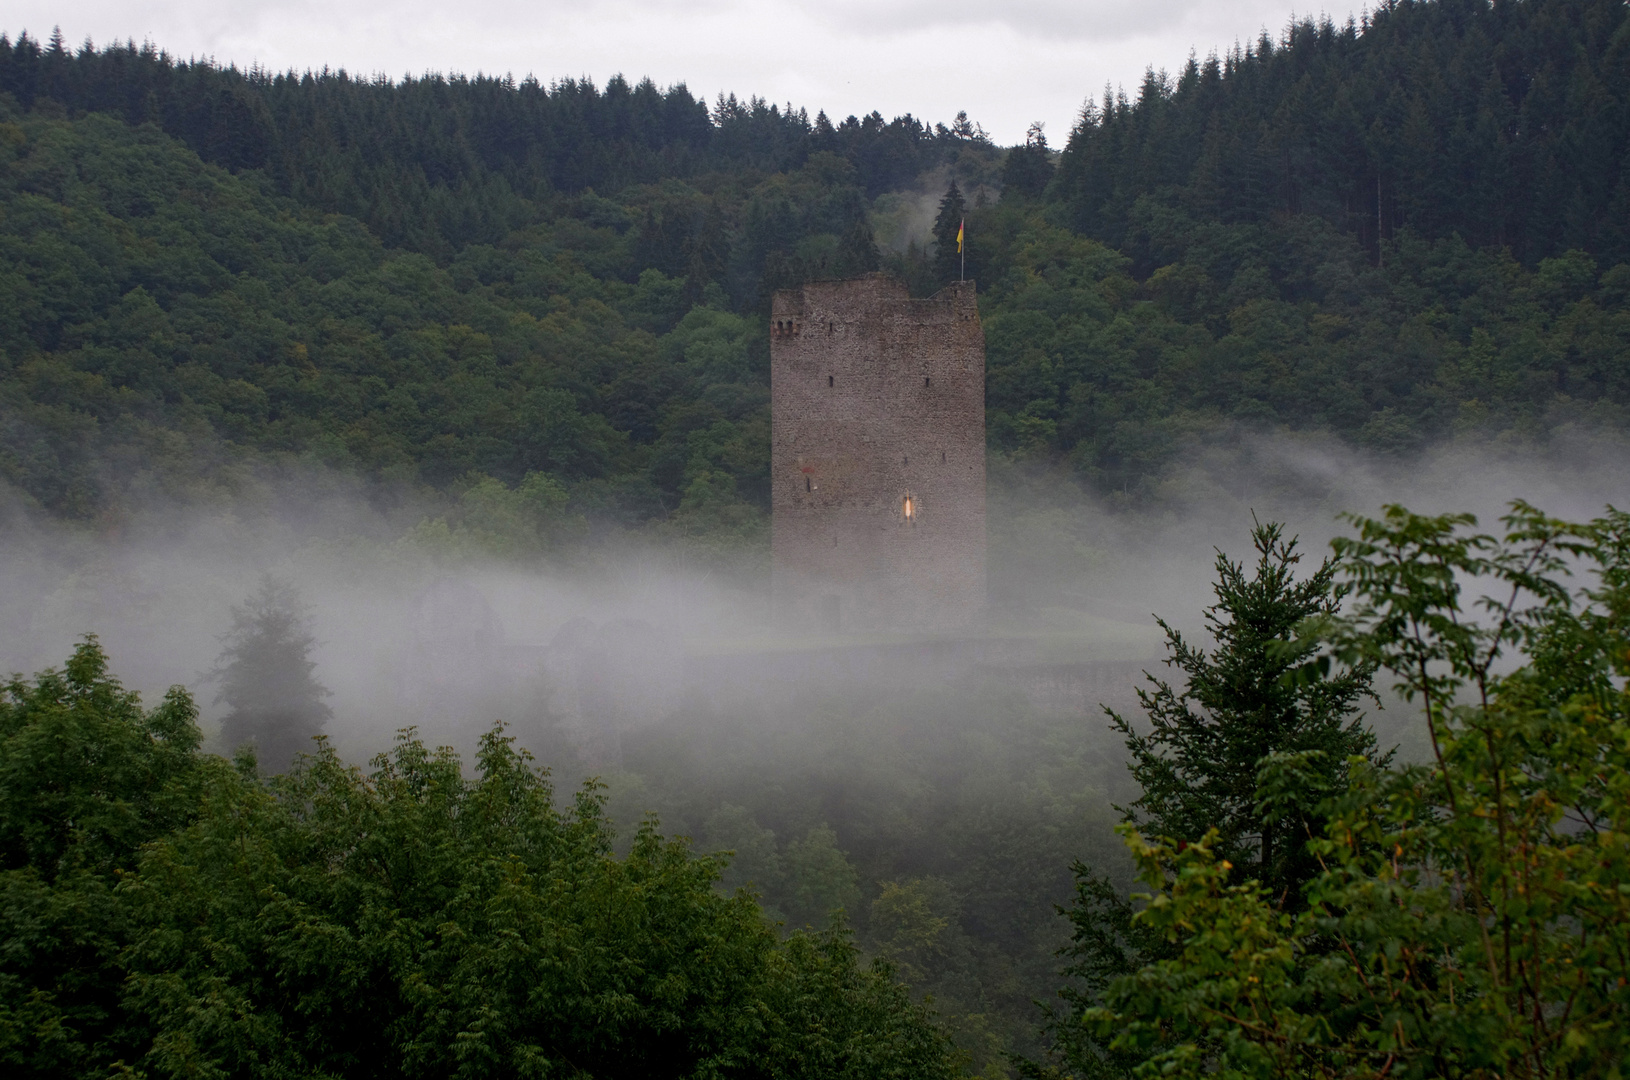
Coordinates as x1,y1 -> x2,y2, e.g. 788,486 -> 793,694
770,274 -> 986,632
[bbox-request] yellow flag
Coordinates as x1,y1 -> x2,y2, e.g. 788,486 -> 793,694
956,219 -> 964,253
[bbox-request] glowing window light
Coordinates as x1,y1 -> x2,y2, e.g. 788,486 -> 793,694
902,494 -> 915,521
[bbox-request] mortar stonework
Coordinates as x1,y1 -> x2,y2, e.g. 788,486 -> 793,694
770,274 -> 986,631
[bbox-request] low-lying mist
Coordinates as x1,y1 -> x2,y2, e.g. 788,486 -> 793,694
5,427 -> 1628,773
5,428 -> 1627,1064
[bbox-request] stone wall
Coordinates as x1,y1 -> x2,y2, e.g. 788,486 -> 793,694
770,274 -> 986,631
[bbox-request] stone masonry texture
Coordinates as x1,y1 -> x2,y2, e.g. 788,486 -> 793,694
770,274 -> 986,631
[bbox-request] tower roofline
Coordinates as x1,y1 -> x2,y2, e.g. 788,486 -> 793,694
771,274 -> 978,316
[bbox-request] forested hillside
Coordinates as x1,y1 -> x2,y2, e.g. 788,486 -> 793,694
974,0 -> 1630,486
0,40 -> 1000,534
3,8 -> 1630,1073
3,0 -> 1629,533
1055,0 -> 1630,267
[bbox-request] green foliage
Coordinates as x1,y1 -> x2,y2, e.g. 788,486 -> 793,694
123,731 -> 760,1077
1087,504 -> 1630,1078
1055,1 -> 1630,267
617,683 -> 1128,1072
0,34 -> 978,253
972,198 -> 1630,496
5,5 -> 1630,524
870,878 -> 959,988
783,823 -> 863,929
403,470 -> 585,558
0,637 -> 202,1077
0,641 -> 962,1078
1043,523 -> 1378,1079
999,125 -> 1053,202
933,181 -> 968,286
0,84 -> 959,544
758,929 -> 961,1080
1038,873 -> 1162,1080
703,802 -> 784,904
1113,521 -> 1379,904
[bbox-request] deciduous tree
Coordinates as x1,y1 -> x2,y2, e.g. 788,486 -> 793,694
0,637 -> 202,1078
1091,503 -> 1630,1078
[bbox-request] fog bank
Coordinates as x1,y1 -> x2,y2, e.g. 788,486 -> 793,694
3,428 -> 1627,773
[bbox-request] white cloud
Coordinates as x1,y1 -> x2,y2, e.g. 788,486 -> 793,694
7,0 -> 1345,144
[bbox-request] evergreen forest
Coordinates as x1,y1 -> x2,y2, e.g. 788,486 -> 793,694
2,0 -> 1628,529
2,0 -> 1630,1077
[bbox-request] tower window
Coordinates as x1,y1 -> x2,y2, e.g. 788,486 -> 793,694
805,475 -> 812,492
828,375 -> 834,387
924,376 -> 930,387
902,494 -> 915,521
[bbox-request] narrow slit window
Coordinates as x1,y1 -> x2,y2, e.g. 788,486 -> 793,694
805,475 -> 812,492
828,375 -> 834,387
902,494 -> 915,521
924,376 -> 930,387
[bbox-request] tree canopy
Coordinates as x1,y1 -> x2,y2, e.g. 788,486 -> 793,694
1086,503 -> 1630,1078
0,638 -> 962,1079
1,0 -> 1628,530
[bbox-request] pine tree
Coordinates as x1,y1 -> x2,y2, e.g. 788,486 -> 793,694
833,214 -> 880,277
1000,122 -> 1054,200
931,180 -> 966,286
1112,521 -> 1379,902
212,576 -> 332,773
1040,521 -> 1379,1078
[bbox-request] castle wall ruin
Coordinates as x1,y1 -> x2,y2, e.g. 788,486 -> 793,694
770,274 -> 986,632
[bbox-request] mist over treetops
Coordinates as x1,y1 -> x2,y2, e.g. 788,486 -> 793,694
3,4 -> 1630,1076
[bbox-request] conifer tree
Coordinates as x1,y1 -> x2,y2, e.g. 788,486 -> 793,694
1042,521 -> 1379,1078
931,180 -> 966,286
833,214 -> 880,277
1113,520 -> 1380,902
212,576 -> 331,773
1000,122 -> 1054,200
1080,505 -> 1630,1078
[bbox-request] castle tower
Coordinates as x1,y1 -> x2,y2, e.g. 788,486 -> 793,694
770,274 -> 986,633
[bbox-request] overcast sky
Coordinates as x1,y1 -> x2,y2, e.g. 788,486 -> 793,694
7,0 -> 1351,145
